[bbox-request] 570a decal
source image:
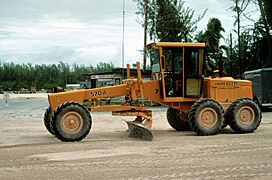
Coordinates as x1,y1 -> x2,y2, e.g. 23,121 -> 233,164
90,90 -> 107,97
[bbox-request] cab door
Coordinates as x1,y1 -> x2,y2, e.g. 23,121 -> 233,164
161,47 -> 183,98
183,47 -> 204,97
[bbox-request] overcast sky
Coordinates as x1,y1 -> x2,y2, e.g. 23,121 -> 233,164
0,0 -> 259,67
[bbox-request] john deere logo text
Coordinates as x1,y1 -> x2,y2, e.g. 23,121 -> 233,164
90,90 -> 107,97
215,82 -> 239,86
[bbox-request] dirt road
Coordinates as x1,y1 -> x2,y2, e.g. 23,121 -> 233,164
1,96 -> 272,179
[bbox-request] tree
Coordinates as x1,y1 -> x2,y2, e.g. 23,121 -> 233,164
134,0 -> 206,42
197,18 -> 225,53
0,61 -> 114,91
196,18 -> 225,75
134,0 -> 206,70
256,0 -> 272,65
264,0 -> 272,28
250,18 -> 272,68
230,0 -> 250,77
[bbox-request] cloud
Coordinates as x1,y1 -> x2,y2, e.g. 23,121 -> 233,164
0,0 -> 259,67
0,0 -> 144,66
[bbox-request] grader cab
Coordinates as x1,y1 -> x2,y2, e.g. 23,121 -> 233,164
44,42 -> 261,141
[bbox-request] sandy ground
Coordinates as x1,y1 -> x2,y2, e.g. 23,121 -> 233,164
0,92 -> 48,100
1,95 -> 272,179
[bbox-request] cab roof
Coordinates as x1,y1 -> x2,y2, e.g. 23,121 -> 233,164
147,42 -> 205,48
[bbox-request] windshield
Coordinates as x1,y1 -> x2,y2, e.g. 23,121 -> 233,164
148,48 -> 160,73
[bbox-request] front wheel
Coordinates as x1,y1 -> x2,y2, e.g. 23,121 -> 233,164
188,98 -> 224,136
226,98 -> 261,133
167,108 -> 191,131
52,102 -> 92,142
44,107 -> 55,135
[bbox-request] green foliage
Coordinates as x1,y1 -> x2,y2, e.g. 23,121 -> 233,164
196,18 -> 225,75
220,0 -> 272,77
134,0 -> 206,42
196,18 -> 225,53
222,19 -> 272,77
0,62 -> 114,91
262,0 -> 272,29
94,62 -> 115,73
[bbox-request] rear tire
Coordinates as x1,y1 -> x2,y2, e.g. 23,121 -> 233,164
44,107 -> 55,135
189,98 -> 224,136
226,98 -> 261,133
167,108 -> 191,131
52,102 -> 92,142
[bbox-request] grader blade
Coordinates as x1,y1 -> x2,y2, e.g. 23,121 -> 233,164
126,121 -> 153,141
113,110 -> 153,141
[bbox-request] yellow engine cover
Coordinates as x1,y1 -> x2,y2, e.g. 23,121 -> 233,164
203,77 -> 252,107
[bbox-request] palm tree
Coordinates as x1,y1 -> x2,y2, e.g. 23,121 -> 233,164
196,18 -> 225,75
204,18 -> 225,53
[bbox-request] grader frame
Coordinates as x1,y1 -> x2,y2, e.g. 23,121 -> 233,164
44,42 -> 261,141
46,62 -> 161,140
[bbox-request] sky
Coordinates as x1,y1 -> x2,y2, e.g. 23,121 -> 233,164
0,0 -> 260,67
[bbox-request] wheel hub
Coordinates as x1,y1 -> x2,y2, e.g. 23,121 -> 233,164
237,106 -> 255,125
61,111 -> 83,134
199,108 -> 218,128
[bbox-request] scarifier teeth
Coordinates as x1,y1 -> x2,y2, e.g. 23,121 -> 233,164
126,121 -> 153,141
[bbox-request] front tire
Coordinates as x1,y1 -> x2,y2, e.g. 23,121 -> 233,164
52,102 -> 92,142
226,98 -> 261,133
189,98 -> 224,136
44,107 -> 55,135
167,108 -> 191,131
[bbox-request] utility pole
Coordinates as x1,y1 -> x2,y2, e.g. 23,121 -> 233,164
235,0 -> 242,78
154,0 -> 157,39
230,33 -> 233,77
122,0 -> 125,79
143,0 -> 148,71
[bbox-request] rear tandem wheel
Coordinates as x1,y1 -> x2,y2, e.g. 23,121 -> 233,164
51,102 -> 92,142
188,98 -> 224,136
225,98 -> 261,133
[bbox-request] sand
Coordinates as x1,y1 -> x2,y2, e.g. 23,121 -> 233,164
1,96 -> 272,179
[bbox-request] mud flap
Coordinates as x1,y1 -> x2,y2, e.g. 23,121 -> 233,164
126,121 -> 153,141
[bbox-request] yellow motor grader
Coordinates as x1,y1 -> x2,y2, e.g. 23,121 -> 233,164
44,42 -> 261,141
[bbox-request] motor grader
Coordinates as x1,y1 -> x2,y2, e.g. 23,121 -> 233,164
44,42 -> 261,141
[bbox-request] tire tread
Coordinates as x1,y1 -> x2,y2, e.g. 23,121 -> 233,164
227,98 -> 261,133
188,98 -> 224,136
52,102 -> 92,142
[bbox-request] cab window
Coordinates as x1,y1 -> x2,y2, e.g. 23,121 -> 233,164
149,49 -> 160,73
